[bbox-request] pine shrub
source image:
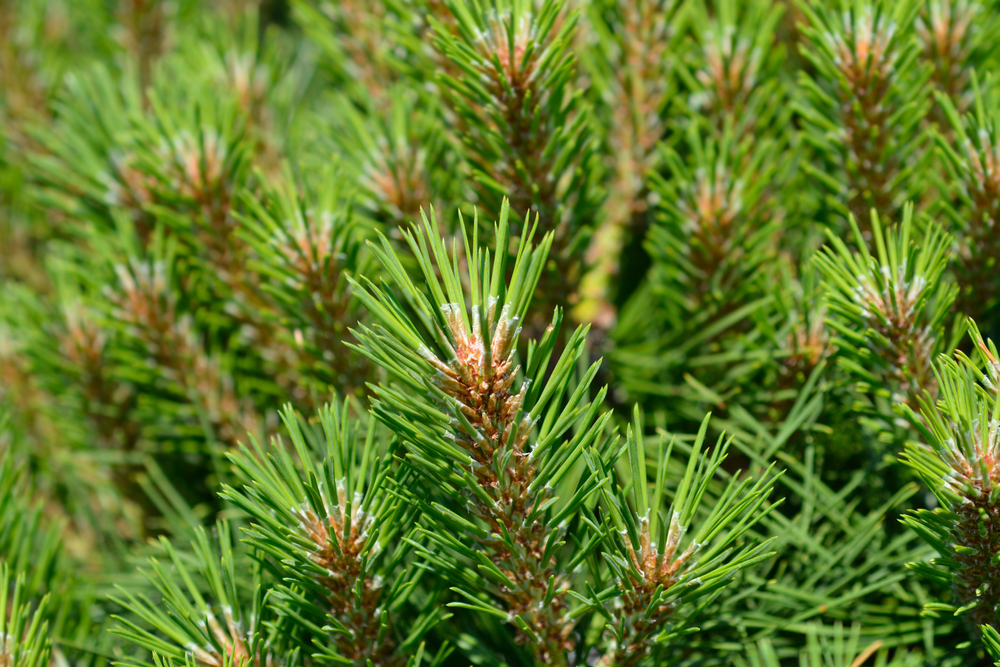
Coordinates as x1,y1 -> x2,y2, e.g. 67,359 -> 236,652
5,0 -> 1000,665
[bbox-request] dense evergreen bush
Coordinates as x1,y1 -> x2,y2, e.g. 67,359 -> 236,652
4,0 -> 1000,664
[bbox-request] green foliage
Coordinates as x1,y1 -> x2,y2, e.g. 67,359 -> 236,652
739,622 -> 922,667
0,564 -> 52,667
679,0 -> 790,137
648,121 -> 780,322
983,624 -> 1000,665
112,522 -> 300,667
238,170 -> 370,396
222,401 -> 449,665
934,71 -> 1000,330
346,204 -> 777,664
0,448 -> 64,599
579,410 -> 778,663
0,420 -> 109,667
896,320 -> 1000,639
796,0 -> 930,227
432,0 -> 599,252
815,205 -> 957,424
8,0 -> 1000,665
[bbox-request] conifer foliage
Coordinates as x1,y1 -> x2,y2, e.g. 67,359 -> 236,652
9,0 -> 1000,665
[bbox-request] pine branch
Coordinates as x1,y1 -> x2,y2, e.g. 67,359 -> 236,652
315,90 -> 455,229
222,401 -> 448,667
896,321 -> 1000,641
683,0 -> 788,138
0,564 -> 52,667
917,0 -> 999,115
815,204 -> 956,420
24,57 -> 369,441
177,8 -> 291,177
109,255 -> 261,447
575,0 -> 678,326
647,120 -> 781,320
432,0 -> 601,321
934,73 -> 1000,330
54,300 -> 141,454
291,0 -> 412,101
112,522 -> 298,667
797,0 -> 930,233
349,200 -> 613,664
239,168 -> 371,400
608,117 -> 787,420
580,410 -> 778,666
